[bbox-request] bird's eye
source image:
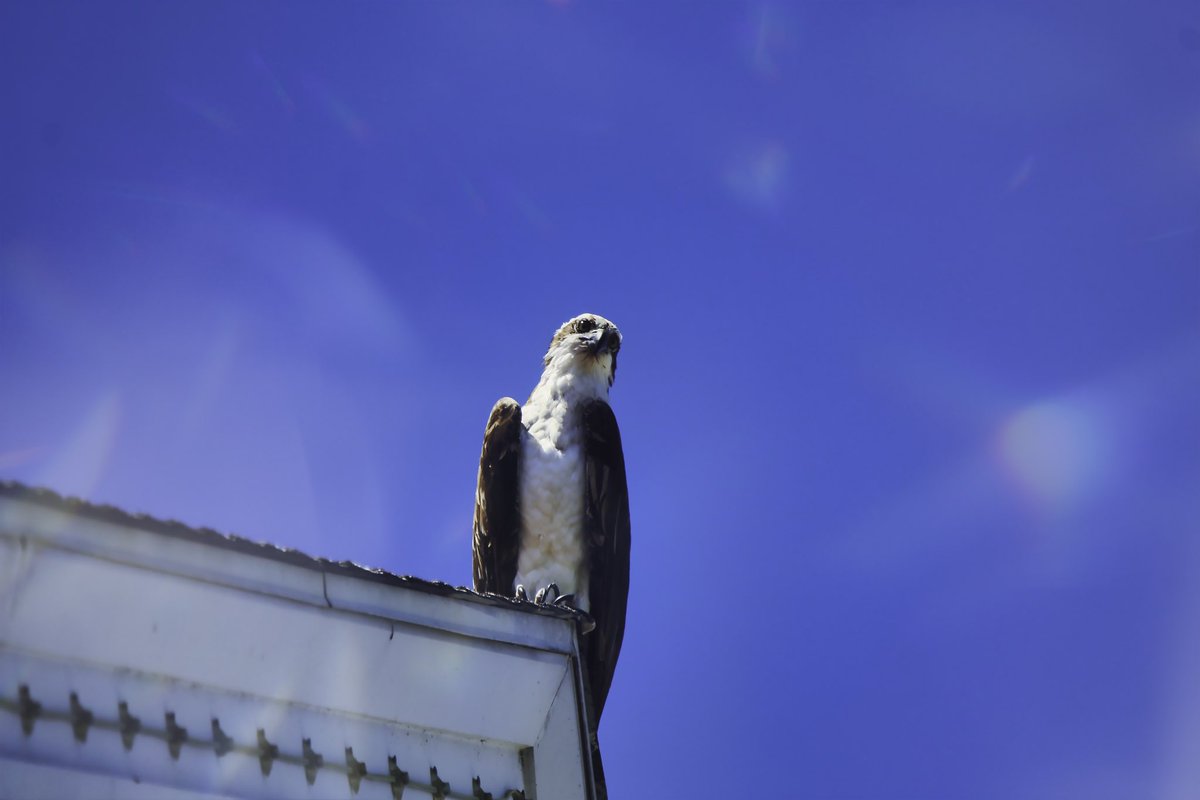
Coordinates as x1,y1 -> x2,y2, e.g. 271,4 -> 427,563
575,318 -> 594,334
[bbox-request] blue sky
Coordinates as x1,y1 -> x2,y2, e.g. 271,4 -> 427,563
3,1 -> 1199,796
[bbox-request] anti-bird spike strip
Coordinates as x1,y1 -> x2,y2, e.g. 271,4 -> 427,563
1,685 -> 527,800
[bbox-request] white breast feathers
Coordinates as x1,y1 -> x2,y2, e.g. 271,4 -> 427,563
513,349 -> 612,612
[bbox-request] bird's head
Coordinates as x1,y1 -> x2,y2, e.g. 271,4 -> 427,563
543,313 -> 623,389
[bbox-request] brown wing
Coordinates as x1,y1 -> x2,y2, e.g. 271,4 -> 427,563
582,400 -> 631,724
472,397 -> 523,595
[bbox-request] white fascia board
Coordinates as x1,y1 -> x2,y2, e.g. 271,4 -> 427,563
1,645 -> 530,799
1,541 -> 566,743
0,490 -> 597,800
0,496 -> 576,653
0,758 -> 238,800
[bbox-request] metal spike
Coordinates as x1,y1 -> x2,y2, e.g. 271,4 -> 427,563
388,755 -> 409,800
211,718 -> 234,756
430,766 -> 450,800
301,738 -> 323,786
345,747 -> 368,794
118,701 -> 141,750
164,712 -> 188,760
17,685 -> 41,736
69,692 -> 94,743
257,729 -> 279,776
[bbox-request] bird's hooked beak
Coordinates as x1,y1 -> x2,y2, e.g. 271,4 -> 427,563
587,328 -> 620,355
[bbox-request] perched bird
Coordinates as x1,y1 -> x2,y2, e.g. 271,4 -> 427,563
472,312 -> 631,740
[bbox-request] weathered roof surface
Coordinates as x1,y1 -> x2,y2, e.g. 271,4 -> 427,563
0,480 -> 579,624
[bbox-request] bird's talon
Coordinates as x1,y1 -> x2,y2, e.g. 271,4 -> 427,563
534,583 -> 559,605
514,585 -> 528,602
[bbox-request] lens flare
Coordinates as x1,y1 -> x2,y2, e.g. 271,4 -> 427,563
170,92 -> 237,134
995,399 -> 1108,514
251,51 -> 296,116
744,3 -> 797,79
1008,155 -> 1035,191
307,78 -> 371,142
0,446 -> 44,470
724,141 -> 790,211
509,187 -> 552,230
38,391 -> 122,499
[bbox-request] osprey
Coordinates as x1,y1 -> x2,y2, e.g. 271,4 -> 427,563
472,313 -> 631,731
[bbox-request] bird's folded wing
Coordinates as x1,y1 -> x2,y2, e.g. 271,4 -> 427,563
472,397 -> 523,595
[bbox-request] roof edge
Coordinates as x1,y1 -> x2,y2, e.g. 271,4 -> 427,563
0,480 -> 580,624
